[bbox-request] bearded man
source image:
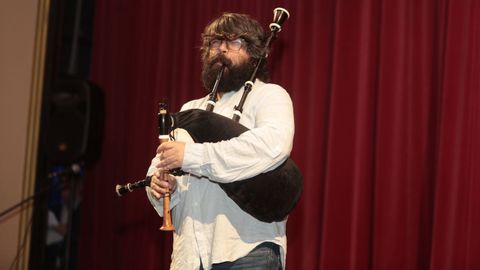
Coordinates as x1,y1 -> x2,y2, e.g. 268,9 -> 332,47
146,12 -> 295,270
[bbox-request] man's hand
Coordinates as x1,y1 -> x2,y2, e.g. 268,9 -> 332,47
156,141 -> 186,171
149,170 -> 177,200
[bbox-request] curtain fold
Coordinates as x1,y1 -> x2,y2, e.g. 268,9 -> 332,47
78,0 -> 480,269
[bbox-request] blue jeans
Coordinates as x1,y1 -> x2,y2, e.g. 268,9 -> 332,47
201,242 -> 282,270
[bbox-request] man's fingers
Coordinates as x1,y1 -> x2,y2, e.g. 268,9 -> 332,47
155,141 -> 185,170
156,141 -> 173,154
150,188 -> 162,200
152,177 -> 169,189
150,172 -> 176,198
150,182 -> 170,199
156,156 -> 180,170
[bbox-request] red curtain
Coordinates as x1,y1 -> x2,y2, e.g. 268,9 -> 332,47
78,0 -> 480,269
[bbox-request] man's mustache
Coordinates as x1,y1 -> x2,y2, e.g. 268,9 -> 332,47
209,54 -> 233,69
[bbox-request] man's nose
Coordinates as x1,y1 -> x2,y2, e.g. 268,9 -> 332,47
218,40 -> 228,52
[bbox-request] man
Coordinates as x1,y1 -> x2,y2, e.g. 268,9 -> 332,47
146,12 -> 294,270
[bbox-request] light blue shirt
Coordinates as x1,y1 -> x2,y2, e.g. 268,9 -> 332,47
147,80 -> 294,270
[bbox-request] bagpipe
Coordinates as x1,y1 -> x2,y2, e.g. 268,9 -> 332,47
116,8 -> 303,224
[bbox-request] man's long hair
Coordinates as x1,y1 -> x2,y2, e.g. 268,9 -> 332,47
200,13 -> 270,82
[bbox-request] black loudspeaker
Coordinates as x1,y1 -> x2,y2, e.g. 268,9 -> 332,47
46,78 -> 104,166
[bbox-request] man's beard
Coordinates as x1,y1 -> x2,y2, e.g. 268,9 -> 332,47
202,54 -> 255,94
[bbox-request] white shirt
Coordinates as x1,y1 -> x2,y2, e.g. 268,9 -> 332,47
146,80 -> 295,270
